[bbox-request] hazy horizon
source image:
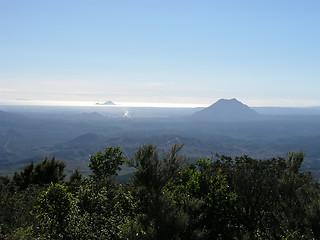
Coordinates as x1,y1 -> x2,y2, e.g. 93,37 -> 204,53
2,98 -> 320,109
1,0 -> 319,107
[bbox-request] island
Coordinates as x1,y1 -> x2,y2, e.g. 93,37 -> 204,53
95,100 -> 116,106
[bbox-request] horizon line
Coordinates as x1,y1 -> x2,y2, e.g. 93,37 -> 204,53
0,99 -> 320,108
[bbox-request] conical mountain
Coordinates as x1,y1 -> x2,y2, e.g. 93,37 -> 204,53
193,98 -> 259,121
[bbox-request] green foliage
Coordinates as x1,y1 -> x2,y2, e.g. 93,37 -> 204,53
0,175 -> 10,185
1,146 -> 320,239
130,144 -> 185,193
227,155 -> 285,238
0,184 -> 43,238
65,177 -> 136,239
12,157 -> 66,190
213,152 -> 315,239
306,185 -> 320,239
66,168 -> 83,193
166,158 -> 237,239
276,152 -> 313,238
34,183 -> 73,238
128,144 -> 187,239
5,226 -> 34,240
131,144 -> 162,189
89,146 -> 125,180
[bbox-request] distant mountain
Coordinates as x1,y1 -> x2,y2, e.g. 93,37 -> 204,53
193,98 -> 259,121
79,112 -> 105,121
96,100 -> 115,105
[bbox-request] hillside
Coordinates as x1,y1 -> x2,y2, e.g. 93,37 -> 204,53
1,105 -> 320,178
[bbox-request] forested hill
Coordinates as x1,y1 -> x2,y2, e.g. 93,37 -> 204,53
1,145 -> 320,239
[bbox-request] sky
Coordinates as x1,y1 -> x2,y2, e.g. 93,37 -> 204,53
0,0 -> 319,107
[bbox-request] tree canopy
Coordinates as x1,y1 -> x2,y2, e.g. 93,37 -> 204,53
0,145 -> 320,239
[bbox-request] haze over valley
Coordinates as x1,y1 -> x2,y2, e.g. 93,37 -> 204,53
1,99 -> 320,179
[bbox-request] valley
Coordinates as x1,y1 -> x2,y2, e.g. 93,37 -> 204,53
1,99 -> 320,179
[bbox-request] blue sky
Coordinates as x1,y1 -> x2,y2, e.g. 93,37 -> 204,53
0,0 -> 319,107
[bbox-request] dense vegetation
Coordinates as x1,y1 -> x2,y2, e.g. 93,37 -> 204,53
1,145 -> 320,239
